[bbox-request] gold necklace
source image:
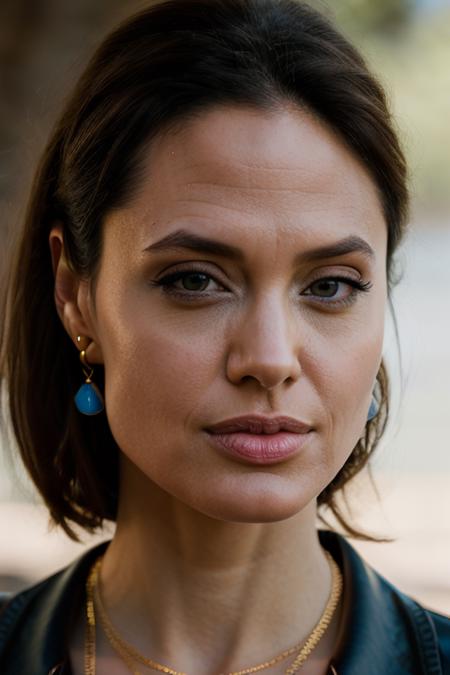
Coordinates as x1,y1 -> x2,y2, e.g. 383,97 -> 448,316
85,550 -> 342,675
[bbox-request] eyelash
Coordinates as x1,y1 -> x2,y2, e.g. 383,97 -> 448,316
150,268 -> 373,308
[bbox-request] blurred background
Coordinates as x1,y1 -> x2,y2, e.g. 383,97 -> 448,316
0,0 -> 449,614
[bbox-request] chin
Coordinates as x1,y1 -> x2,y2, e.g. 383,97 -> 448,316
185,473 -> 318,524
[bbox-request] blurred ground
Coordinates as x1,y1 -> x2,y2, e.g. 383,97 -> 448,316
350,474 -> 450,615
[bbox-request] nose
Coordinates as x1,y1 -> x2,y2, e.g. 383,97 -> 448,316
226,292 -> 302,390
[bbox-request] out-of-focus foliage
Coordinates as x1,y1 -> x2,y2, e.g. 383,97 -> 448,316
326,1 -> 450,217
332,0 -> 416,35
366,8 -> 450,213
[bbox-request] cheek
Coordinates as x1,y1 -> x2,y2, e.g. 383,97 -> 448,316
95,289 -> 223,462
311,307 -> 385,466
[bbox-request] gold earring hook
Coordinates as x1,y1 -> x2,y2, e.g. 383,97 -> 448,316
79,350 -> 94,383
76,335 -> 94,383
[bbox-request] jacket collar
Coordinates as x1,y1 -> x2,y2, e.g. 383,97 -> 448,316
0,530 -> 443,674
0,541 -> 108,675
318,530 -> 443,674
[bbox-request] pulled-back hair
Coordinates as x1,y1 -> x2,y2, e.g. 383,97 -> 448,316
0,0 -> 409,540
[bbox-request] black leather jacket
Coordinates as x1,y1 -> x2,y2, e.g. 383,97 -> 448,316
0,529 -> 449,674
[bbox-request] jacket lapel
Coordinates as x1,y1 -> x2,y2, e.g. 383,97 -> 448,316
319,530 -> 442,674
0,541 -> 109,675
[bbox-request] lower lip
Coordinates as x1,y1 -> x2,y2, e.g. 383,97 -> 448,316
205,431 -> 312,465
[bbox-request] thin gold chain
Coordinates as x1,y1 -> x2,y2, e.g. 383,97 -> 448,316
284,557 -> 342,675
84,550 -> 342,675
85,565 -> 96,675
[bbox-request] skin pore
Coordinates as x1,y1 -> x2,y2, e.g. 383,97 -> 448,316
50,103 -> 387,674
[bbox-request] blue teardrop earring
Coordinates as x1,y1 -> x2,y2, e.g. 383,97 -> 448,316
74,335 -> 105,415
367,394 -> 379,422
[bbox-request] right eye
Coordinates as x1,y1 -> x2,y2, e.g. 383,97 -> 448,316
151,268 -> 228,298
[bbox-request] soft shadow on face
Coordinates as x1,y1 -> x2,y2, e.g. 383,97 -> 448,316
90,103 -> 388,524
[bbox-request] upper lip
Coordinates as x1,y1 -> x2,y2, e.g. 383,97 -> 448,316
205,415 -> 313,435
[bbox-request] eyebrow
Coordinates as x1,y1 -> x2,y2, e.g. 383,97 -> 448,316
143,229 -> 375,264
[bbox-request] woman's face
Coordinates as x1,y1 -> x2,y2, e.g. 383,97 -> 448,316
82,104 -> 387,523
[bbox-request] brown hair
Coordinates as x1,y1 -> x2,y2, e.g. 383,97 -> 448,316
0,0 -> 409,540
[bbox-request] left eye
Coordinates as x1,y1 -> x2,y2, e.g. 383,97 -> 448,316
306,278 -> 347,298
303,276 -> 373,305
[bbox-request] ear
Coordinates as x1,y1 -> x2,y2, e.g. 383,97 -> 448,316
49,224 -> 104,365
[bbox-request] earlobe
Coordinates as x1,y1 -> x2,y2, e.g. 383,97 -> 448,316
74,282 -> 104,365
49,224 -> 103,364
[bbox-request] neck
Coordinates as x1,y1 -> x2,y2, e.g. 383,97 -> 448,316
97,465 -> 342,675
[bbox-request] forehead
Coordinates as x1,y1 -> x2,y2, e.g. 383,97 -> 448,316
149,104 -> 380,198
109,104 -> 386,257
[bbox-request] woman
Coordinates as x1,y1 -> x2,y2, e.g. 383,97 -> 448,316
0,0 -> 449,673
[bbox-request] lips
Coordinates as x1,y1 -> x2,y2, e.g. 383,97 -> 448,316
206,414 -> 312,435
